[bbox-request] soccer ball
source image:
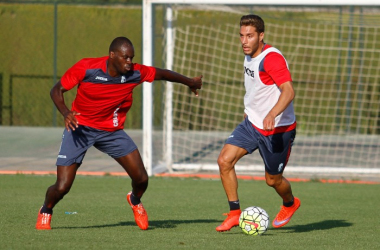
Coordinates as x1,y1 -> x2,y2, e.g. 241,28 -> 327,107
239,206 -> 269,235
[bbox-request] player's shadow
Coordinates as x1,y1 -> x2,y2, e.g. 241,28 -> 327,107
54,219 -> 352,232
222,219 -> 354,236
149,219 -> 221,229
55,219 -> 220,230
275,219 -> 353,233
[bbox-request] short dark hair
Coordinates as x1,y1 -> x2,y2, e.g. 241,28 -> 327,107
109,37 -> 133,53
240,15 -> 265,34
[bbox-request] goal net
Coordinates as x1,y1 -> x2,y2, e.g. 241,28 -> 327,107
142,1 -> 380,177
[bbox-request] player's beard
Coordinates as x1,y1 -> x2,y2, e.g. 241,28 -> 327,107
125,64 -> 132,72
242,44 -> 260,58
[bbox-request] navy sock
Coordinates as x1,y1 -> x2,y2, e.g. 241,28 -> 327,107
40,205 -> 53,215
228,200 -> 240,211
130,193 -> 141,205
283,197 -> 294,207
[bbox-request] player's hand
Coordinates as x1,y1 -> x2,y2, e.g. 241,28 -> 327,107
63,110 -> 81,131
263,113 -> 275,131
189,75 -> 203,96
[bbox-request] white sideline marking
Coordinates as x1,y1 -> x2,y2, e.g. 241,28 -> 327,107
172,164 -> 380,174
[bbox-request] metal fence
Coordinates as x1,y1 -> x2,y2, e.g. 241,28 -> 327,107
0,1 -> 159,128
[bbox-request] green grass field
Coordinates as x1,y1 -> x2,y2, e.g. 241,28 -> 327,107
1,174 -> 379,249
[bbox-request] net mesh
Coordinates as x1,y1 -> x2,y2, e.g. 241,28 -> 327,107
161,5 -> 380,171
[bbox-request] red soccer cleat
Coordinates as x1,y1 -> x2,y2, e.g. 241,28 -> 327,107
215,209 -> 241,232
126,191 -> 148,230
272,197 -> 301,228
35,207 -> 52,230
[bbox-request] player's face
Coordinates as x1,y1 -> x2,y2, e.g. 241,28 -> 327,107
240,25 -> 264,58
110,44 -> 135,75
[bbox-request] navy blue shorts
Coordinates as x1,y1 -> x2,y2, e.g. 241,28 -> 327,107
56,125 -> 137,166
226,117 -> 296,175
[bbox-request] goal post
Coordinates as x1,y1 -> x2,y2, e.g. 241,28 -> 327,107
142,0 -> 380,177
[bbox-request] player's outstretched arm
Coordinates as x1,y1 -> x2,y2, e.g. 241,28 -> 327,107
50,81 -> 80,131
154,68 -> 203,96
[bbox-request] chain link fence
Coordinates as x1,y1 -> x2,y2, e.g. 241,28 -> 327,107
0,0 -> 165,128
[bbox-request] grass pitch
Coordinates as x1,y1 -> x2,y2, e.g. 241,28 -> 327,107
1,174 -> 379,249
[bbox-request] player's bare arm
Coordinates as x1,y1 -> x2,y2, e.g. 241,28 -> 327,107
263,81 -> 295,131
154,68 -> 203,96
50,81 -> 80,131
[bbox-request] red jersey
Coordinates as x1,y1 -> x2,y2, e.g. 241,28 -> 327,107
60,56 -> 156,131
259,44 -> 292,87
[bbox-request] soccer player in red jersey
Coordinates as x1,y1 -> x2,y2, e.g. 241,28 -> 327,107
35,37 -> 202,230
215,15 -> 300,232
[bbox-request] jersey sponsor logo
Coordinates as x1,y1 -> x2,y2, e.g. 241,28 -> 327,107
244,66 -> 254,78
113,106 -> 120,127
95,76 -> 108,81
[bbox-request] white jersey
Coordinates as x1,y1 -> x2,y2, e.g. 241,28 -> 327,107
243,47 -> 295,130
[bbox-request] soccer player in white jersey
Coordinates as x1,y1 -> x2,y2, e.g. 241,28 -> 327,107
215,15 -> 300,232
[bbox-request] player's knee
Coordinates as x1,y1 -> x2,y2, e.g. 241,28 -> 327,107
54,182 -> 72,196
217,155 -> 233,171
265,175 -> 281,187
140,174 -> 149,186
134,173 -> 149,188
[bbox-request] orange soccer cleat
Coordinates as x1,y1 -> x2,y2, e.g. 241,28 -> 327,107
215,209 -> 241,232
272,197 -> 301,228
126,191 -> 148,230
35,207 -> 52,230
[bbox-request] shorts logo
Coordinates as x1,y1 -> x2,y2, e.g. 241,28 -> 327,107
278,163 -> 284,172
58,155 -> 67,159
229,135 -> 234,138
